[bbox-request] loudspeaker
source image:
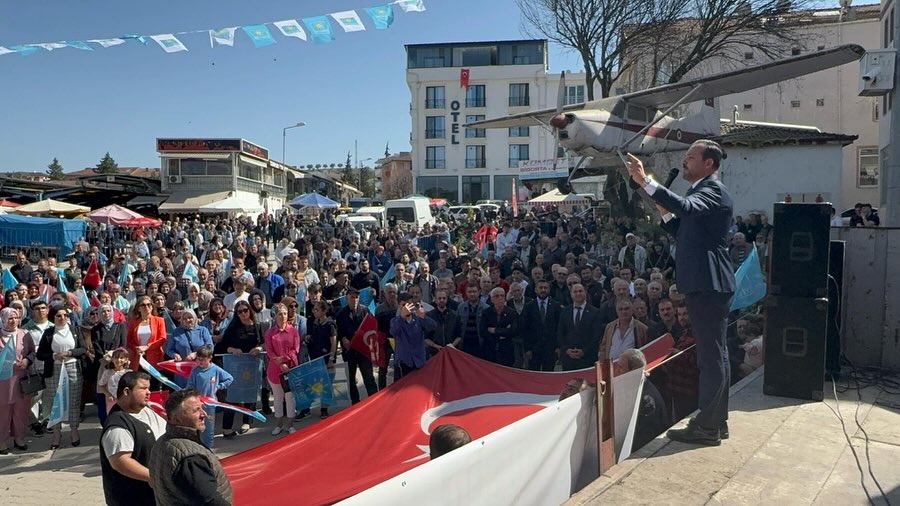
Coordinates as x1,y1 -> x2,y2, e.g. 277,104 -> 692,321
769,203 -> 830,298
763,295 -> 828,401
825,240 -> 845,376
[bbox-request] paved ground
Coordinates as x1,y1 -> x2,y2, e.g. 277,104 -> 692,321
567,368 -> 900,506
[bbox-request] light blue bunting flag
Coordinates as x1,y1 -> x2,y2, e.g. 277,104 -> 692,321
365,5 -> 395,29
62,41 -> 94,51
286,356 -> 333,410
2,269 -> 17,291
0,334 -> 15,381
182,261 -> 199,282
209,27 -> 237,47
222,354 -> 263,403
242,24 -> 277,48
48,368 -> 70,427
302,16 -> 336,43
395,0 -> 427,12
122,34 -> 149,45
730,245 -> 767,311
8,45 -> 40,56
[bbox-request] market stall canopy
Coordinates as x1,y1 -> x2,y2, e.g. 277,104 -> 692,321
527,189 -> 592,206
122,216 -> 162,228
288,193 -> 339,209
87,204 -> 143,225
13,198 -> 90,217
0,199 -> 21,208
199,195 -> 264,214
159,190 -> 230,213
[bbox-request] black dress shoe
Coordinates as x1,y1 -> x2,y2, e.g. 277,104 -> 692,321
71,439 -> 80,447
14,443 -> 28,451
667,420 -> 721,446
0,448 -> 8,456
720,422 -> 729,440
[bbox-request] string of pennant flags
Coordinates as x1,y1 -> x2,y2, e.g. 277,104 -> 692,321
0,0 -> 425,57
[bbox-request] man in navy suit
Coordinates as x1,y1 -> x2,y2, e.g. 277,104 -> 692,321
626,140 -> 736,446
557,283 -> 602,371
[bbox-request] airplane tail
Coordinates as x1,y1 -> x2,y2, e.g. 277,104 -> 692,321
674,96 -> 721,139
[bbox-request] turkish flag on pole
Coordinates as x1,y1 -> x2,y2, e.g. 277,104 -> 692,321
511,177 -> 519,218
460,67 -> 470,88
350,313 -> 386,367
83,258 -> 101,290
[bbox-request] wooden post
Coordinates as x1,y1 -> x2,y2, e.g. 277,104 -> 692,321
596,358 -> 616,473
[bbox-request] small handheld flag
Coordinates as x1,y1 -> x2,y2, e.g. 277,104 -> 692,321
48,369 -> 70,427
730,246 -> 767,311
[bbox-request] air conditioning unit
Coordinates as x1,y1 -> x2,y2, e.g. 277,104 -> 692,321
168,175 -> 182,184
859,49 -> 896,97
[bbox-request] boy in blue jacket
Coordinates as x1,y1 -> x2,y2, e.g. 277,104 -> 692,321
187,345 -> 233,448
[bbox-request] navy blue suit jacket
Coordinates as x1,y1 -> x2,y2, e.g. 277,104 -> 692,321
650,174 -> 736,295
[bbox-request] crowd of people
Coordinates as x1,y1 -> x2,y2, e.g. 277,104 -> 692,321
0,192 -> 770,459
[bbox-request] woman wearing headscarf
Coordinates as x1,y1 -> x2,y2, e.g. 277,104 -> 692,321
126,295 -> 166,371
165,309 -> 213,387
0,307 -> 35,454
182,282 -> 202,315
249,291 -> 273,333
220,300 -> 264,437
79,306 -> 101,420
91,304 -> 125,425
200,297 -> 230,357
36,304 -> 86,449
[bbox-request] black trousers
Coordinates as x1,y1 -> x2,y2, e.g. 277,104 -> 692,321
343,349 -> 377,404
528,344 -> 557,372
684,291 -> 732,430
222,402 -> 256,431
395,362 -> 419,381
377,341 -> 394,390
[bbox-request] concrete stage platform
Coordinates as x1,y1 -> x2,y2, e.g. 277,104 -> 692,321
568,368 -> 900,506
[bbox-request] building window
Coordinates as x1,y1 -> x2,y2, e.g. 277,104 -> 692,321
509,144 -> 529,168
509,126 -> 530,137
425,146 -> 446,169
460,46 -> 493,66
167,159 -> 180,176
743,104 -> 753,110
426,86 -> 445,109
466,85 -> 486,107
239,162 -> 262,181
493,175 -> 515,201
791,47 -> 801,56
498,42 -> 544,65
744,51 -> 754,60
466,115 -> 486,138
207,160 -> 232,176
858,147 -> 879,187
462,175 -> 490,203
816,98 -> 825,107
417,175 -> 458,202
509,83 -> 530,107
565,85 -> 585,105
466,145 -> 486,168
408,46 -> 449,68
425,116 -> 445,139
168,158 -> 234,177
791,100 -> 801,108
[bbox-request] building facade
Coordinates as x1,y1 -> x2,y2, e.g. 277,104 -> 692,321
157,138 -> 286,216
376,151 -> 413,199
623,3 -> 882,212
877,0 -> 897,225
406,40 -> 598,204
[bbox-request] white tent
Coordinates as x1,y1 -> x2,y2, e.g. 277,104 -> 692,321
526,189 -> 593,212
199,195 -> 263,214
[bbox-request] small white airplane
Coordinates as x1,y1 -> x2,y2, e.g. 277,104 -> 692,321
466,44 -> 865,190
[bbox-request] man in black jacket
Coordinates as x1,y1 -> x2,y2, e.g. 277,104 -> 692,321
524,279 -> 561,372
425,290 -> 460,358
336,288 -> 377,404
351,258 -> 380,296
479,287 -> 519,366
626,140 -> 736,446
557,283 -> 602,371
100,372 -> 166,506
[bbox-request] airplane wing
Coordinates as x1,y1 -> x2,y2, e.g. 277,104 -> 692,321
623,44 -> 865,108
463,102 -> 590,129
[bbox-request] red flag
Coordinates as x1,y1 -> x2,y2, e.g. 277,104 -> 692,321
641,333 -> 676,371
511,177 -> 519,218
350,314 -> 386,367
460,67 -> 470,88
156,359 -> 197,378
148,390 -> 169,419
83,258 -> 101,290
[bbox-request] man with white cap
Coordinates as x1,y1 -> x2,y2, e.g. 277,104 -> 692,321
618,232 -> 647,276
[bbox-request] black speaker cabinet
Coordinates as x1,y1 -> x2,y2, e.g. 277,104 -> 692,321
763,296 -> 828,401
825,241 -> 845,376
769,203 -> 830,298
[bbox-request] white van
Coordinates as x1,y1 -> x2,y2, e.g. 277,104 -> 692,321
385,198 -> 434,228
355,206 -> 386,227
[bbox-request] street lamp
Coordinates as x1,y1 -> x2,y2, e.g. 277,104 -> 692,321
282,122 -> 307,168
358,157 -> 373,195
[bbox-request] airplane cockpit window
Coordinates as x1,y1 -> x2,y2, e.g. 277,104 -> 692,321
626,104 -> 649,123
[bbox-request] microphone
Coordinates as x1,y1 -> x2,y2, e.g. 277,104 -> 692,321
663,168 -> 680,188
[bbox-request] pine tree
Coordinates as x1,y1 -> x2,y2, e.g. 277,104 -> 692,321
95,152 -> 119,174
46,157 -> 65,180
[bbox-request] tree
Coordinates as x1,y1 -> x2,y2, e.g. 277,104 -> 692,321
384,171 -> 413,200
340,163 -> 356,186
46,157 -> 65,180
359,167 -> 377,198
517,0 -> 806,99
94,152 -> 118,174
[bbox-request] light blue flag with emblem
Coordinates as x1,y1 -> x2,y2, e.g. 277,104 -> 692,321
62,40 -> 94,51
57,275 -> 68,294
77,287 -> 92,312
365,5 -> 395,29
122,34 -> 149,45
182,261 -> 199,282
380,263 -> 395,291
48,368 -> 70,427
0,334 -> 16,381
395,0 -> 426,12
8,45 -> 40,56
2,269 -> 17,291
286,356 -> 333,410
242,24 -> 277,48
730,245 -> 767,311
222,355 -> 263,403
302,16 -> 336,43
118,258 -> 130,287
337,287 -> 376,315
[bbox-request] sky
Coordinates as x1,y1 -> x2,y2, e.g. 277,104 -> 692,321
0,0 -> 586,173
